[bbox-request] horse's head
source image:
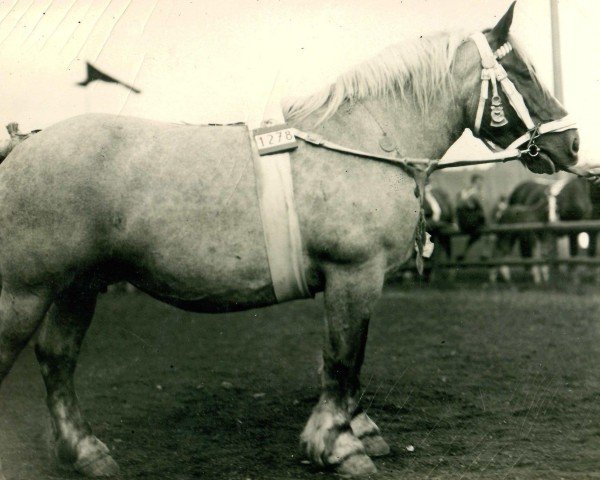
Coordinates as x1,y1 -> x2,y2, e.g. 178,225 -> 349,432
459,2 -> 582,176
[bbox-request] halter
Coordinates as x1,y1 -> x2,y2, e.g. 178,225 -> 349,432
470,32 -> 577,163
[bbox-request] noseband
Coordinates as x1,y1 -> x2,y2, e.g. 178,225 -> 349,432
470,32 -> 577,164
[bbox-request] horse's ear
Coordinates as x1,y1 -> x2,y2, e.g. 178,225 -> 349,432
490,1 -> 516,45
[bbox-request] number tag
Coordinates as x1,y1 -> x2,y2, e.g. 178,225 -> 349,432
253,124 -> 298,155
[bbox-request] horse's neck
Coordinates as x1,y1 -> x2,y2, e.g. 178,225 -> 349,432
290,93 -> 466,160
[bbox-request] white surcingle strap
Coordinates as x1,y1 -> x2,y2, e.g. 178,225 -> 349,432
249,85 -> 311,302
469,32 -> 577,152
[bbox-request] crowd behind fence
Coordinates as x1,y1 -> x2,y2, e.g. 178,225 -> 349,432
426,219 -> 600,270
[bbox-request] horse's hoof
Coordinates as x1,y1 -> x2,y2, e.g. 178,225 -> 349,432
336,453 -> 377,477
361,434 -> 390,457
72,437 -> 120,478
75,453 -> 120,478
350,412 -> 389,457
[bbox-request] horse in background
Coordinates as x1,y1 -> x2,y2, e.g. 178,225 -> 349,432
560,178 -> 600,259
491,178 -> 592,283
423,174 -> 489,269
587,182 -> 600,257
455,173 -> 488,261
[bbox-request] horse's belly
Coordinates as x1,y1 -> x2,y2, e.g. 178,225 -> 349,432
103,120 -> 279,309
125,206 -> 277,312
127,237 -> 276,312
136,284 -> 276,313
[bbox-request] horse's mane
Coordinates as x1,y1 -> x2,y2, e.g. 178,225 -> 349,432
283,31 -> 548,125
283,31 -> 470,125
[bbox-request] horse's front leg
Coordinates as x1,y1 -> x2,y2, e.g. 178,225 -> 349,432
301,255 -> 386,476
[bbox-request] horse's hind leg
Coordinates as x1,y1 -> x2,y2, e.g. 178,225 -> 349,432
0,286 -> 52,383
568,232 -> 579,257
301,256 -> 386,476
0,287 -> 53,480
589,232 -> 598,257
35,287 -> 119,478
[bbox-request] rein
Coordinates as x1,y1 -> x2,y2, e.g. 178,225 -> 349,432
291,128 -> 527,175
291,129 -> 431,168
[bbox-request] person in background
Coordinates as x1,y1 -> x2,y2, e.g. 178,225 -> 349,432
456,174 -> 487,260
492,194 -> 509,223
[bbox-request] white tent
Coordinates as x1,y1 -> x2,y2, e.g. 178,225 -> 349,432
1,0 -> 597,163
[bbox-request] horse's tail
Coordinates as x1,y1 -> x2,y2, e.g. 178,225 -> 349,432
0,139 -> 12,163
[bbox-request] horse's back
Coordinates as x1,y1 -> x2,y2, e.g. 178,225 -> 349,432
497,181 -> 546,226
508,181 -> 547,206
557,178 -> 591,220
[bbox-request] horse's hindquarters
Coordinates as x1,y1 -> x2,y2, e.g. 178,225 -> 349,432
0,114 -> 278,310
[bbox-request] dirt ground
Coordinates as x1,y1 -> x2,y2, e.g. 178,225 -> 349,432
1,283 -> 600,480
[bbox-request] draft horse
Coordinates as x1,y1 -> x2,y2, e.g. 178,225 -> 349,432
423,181 -> 489,273
492,180 -> 557,283
561,178 -> 600,259
0,4 -> 584,478
492,178 -> 594,283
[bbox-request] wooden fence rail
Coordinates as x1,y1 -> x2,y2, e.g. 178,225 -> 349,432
422,220 -> 600,270
436,257 -> 600,269
438,219 -> 600,236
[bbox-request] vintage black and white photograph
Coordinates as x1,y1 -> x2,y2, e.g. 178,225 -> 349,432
0,0 -> 599,478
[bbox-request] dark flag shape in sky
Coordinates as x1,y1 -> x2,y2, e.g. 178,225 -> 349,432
77,62 -> 141,94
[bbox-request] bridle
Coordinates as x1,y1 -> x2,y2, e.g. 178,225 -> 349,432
470,32 -> 577,168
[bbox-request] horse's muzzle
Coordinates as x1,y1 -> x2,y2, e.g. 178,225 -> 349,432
564,129 -> 580,166
549,128 -> 580,168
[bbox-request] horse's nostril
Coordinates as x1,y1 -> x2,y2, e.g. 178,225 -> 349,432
572,136 -> 580,153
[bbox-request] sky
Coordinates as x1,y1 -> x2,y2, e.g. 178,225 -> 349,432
0,0 -> 598,161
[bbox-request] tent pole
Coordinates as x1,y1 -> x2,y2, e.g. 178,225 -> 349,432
550,0 -> 564,104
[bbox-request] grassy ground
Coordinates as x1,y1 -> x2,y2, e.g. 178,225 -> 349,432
1,284 -> 600,479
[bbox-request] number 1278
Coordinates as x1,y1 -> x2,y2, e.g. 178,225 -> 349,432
256,130 -> 294,147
